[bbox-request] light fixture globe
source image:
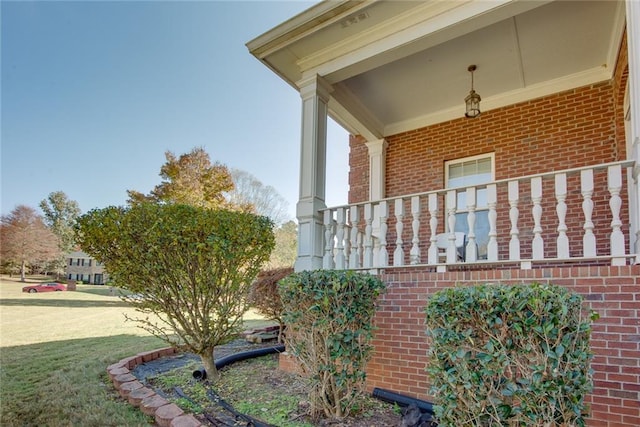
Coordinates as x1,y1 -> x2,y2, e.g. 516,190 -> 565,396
465,65 -> 481,118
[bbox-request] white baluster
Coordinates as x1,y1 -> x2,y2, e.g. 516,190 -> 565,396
428,193 -> 439,264
555,173 -> 569,259
608,165 -> 626,265
335,208 -> 346,269
378,201 -> 389,267
466,187 -> 477,262
531,177 -> 544,260
581,169 -> 596,257
343,214 -> 352,268
356,231 -> 363,266
349,206 -> 360,269
393,199 -> 405,266
363,203 -> 374,268
508,181 -> 520,261
323,210 -> 335,269
487,184 -> 498,261
446,190 -> 458,263
372,204 -> 380,267
410,196 -> 421,265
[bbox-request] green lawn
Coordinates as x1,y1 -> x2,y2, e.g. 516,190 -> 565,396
0,275 -> 270,426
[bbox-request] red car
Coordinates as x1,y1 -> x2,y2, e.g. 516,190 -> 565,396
22,282 -> 67,293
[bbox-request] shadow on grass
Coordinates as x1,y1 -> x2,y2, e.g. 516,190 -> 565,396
0,298 -> 132,308
0,334 -> 165,427
76,287 -> 125,297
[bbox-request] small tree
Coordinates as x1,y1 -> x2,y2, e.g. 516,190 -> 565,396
425,283 -> 596,427
39,191 -> 81,276
1,205 -> 61,281
265,220 -> 297,269
75,203 -> 274,379
248,267 -> 293,342
228,169 -> 290,225
127,147 -> 235,210
279,270 -> 385,420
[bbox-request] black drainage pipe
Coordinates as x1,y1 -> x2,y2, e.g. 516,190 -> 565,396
372,387 -> 435,415
192,344 -> 285,380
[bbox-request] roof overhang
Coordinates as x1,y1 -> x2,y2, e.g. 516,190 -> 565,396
247,0 -> 626,141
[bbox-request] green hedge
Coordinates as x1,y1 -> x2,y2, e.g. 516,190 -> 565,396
279,270 -> 385,419
424,283 -> 597,426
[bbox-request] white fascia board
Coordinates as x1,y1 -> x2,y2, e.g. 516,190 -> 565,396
384,66 -> 612,136
298,0 -> 548,82
246,1 -> 371,59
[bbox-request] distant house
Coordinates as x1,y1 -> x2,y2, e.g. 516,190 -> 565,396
66,251 -> 108,284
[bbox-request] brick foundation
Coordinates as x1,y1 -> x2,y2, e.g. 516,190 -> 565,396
364,265 -> 640,427
279,265 -> 639,426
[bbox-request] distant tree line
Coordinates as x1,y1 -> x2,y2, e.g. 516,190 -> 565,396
1,147 -> 296,282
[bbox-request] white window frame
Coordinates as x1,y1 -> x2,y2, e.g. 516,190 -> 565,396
444,152 -> 495,212
444,153 -> 495,259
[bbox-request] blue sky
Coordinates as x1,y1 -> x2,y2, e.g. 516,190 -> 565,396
1,0 -> 349,220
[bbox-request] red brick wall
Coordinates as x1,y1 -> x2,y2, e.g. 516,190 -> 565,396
348,134 -> 369,204
368,266 -> 640,427
382,81 -> 621,198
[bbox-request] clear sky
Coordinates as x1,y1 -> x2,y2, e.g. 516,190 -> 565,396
1,0 -> 349,220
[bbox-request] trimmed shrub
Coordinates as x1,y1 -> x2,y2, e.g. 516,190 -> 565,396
248,267 -> 293,342
424,283 -> 596,427
279,270 -> 386,420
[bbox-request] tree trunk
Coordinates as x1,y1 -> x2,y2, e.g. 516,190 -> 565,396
199,348 -> 219,381
20,260 -> 26,282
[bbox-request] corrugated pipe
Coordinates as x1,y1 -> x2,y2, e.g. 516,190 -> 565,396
192,344 -> 285,380
372,387 -> 435,414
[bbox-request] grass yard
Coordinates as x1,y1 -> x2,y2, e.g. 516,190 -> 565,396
0,275 -> 271,426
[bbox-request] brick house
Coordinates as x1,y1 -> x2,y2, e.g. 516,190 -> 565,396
248,1 -> 640,426
66,251 -> 108,284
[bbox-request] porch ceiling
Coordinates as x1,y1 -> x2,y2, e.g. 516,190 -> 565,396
247,0 -> 626,141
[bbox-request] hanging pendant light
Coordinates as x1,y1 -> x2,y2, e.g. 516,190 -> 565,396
465,65 -> 481,118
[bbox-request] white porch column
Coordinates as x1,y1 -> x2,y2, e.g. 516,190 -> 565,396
365,139 -> 387,201
626,1 -> 640,263
365,139 -> 387,267
295,75 -> 332,271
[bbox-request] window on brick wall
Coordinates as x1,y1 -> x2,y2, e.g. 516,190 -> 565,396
445,153 -> 494,259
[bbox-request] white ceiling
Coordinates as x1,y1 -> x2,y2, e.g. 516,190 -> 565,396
247,0 -> 626,140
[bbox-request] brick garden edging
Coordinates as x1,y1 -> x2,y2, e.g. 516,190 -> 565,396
106,347 -> 203,427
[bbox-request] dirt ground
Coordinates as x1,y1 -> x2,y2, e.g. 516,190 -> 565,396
133,340 -> 407,426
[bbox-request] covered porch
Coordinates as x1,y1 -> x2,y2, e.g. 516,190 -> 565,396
247,0 -> 640,273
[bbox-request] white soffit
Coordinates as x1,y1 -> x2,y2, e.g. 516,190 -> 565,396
248,1 -> 626,138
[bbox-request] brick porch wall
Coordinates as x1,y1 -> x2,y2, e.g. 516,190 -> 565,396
366,265 -> 640,427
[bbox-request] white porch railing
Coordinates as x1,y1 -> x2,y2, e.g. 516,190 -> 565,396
321,160 -> 638,271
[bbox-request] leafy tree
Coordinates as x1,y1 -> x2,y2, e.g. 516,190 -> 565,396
1,205 -> 61,281
229,169 -> 290,225
265,220 -> 297,268
75,203 -> 275,379
229,170 -> 295,268
39,191 -> 81,274
248,267 -> 293,342
127,147 -> 235,209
